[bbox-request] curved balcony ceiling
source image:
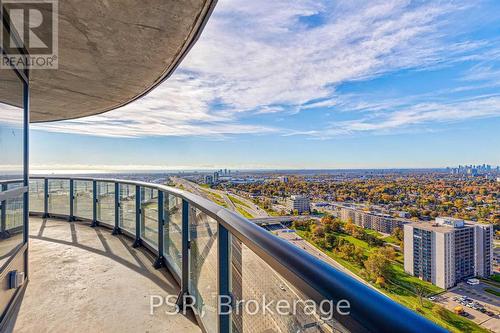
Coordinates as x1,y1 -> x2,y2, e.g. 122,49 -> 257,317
2,0 -> 216,122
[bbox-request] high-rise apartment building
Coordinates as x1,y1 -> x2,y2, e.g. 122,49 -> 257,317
288,195 -> 310,214
404,217 -> 493,289
338,206 -> 407,234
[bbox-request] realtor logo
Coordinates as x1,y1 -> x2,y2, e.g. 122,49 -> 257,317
1,0 -> 58,69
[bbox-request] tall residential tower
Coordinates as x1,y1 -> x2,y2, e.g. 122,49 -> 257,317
404,217 -> 493,289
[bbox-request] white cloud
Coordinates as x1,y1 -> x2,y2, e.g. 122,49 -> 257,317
32,0 -> 498,138
315,95 -> 500,137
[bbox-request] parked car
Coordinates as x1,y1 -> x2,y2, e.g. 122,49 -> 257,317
487,311 -> 495,317
480,308 -> 487,313
428,296 -> 436,301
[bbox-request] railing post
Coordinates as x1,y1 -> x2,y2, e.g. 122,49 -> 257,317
1,184 -> 7,234
132,185 -> 142,248
176,199 -> 190,308
69,179 -> 74,221
218,224 -> 232,333
112,182 -> 120,235
43,178 -> 49,218
91,180 -> 99,227
164,193 -> 170,257
153,191 -> 166,269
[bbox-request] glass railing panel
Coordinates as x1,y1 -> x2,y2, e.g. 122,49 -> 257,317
48,179 -> 70,216
140,187 -> 158,247
0,191 -> 24,268
74,180 -> 93,220
232,238 -> 344,333
29,179 -> 44,213
97,181 -> 115,226
163,193 -> 182,277
119,184 -> 136,233
5,182 -> 23,230
189,207 -> 218,333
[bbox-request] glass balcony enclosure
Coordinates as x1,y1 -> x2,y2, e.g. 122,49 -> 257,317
27,176 -> 447,333
0,1 -> 448,331
0,30 -> 29,327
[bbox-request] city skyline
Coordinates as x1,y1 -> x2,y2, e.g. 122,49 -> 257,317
30,0 -> 500,170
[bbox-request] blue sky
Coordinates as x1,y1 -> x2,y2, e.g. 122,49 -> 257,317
31,0 -> 500,171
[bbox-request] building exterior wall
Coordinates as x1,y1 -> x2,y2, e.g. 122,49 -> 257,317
453,227 -> 475,281
475,224 -> 493,277
339,207 -> 407,234
288,196 -> 310,214
403,224 -> 414,275
404,220 -> 493,289
434,232 -> 455,289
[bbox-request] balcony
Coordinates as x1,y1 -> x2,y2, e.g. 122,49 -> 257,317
0,176 -> 447,332
8,217 -> 199,333
0,2 -> 450,331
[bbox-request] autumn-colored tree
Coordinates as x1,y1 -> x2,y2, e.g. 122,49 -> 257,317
375,276 -> 386,287
391,227 -> 404,242
363,248 -> 392,282
311,224 -> 325,240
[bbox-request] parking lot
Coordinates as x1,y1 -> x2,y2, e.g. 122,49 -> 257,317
435,282 -> 499,332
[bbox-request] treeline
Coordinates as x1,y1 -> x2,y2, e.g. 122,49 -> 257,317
224,176 -> 500,226
293,216 -> 396,286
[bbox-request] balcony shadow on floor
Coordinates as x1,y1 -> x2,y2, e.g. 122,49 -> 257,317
31,218 -> 176,294
5,217 -> 200,333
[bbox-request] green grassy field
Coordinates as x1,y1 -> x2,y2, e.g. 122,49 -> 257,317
228,194 -> 251,209
236,206 -> 254,219
198,188 -> 228,208
295,229 -> 488,333
489,274 -> 500,283
484,288 -> 500,297
382,234 -> 401,245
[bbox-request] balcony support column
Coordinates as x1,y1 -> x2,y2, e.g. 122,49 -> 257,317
218,224 -> 232,333
176,199 -> 190,309
90,180 -> 99,227
43,178 -> 49,218
153,191 -> 166,269
111,182 -> 121,235
132,185 -> 142,248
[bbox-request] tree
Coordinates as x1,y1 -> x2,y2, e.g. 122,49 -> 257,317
292,219 -> 312,231
324,233 -> 338,250
311,224 -> 325,240
391,227 -> 404,242
363,248 -> 392,282
344,222 -> 357,235
379,246 -> 396,261
375,276 -> 386,287
413,284 -> 427,307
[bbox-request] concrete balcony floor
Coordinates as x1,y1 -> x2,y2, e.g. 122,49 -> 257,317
6,217 -> 200,333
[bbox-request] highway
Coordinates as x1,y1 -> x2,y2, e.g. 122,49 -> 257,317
171,177 -> 268,218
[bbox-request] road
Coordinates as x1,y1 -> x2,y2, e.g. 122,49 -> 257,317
171,177 -> 269,218
172,177 -> 336,331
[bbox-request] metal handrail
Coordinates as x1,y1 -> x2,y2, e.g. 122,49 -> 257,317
26,176 -> 447,333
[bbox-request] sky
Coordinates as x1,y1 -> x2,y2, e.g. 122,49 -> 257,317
30,0 -> 500,171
